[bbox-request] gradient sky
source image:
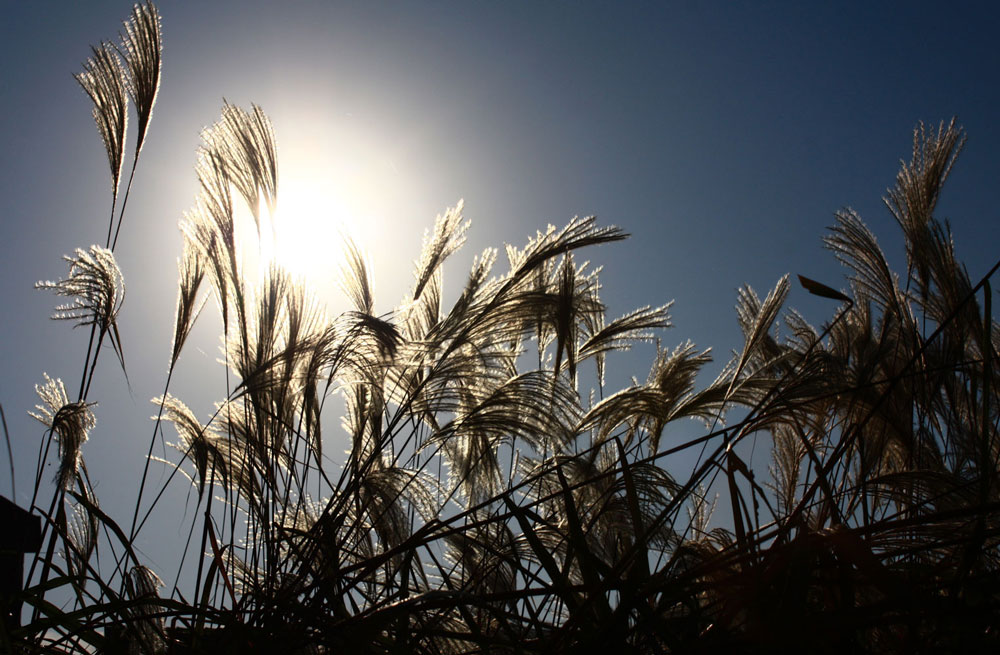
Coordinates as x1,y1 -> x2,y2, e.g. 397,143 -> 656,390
2,1 -> 998,579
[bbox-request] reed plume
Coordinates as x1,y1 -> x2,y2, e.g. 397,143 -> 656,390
75,43 -> 128,203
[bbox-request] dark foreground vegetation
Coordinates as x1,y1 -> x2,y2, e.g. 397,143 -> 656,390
4,3 -> 998,653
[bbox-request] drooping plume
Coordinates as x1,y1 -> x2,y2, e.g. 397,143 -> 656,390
118,1 -> 162,157
29,374 -> 96,491
75,43 -> 129,202
36,246 -> 125,335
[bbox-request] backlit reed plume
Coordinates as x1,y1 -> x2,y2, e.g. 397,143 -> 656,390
169,237 -> 206,369
123,565 -> 166,655
202,101 -> 279,232
75,43 -> 128,203
36,245 -> 125,335
154,394 -> 257,501
67,492 -> 99,578
29,374 -> 96,490
410,200 -> 469,303
118,1 -> 162,156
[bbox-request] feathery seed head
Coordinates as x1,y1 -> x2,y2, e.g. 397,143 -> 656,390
75,42 -> 129,199
30,374 -> 96,490
410,200 -> 468,303
67,493 -> 100,576
124,564 -> 166,654
118,2 -> 162,154
170,237 -> 206,368
127,564 -> 163,599
200,102 -> 278,231
36,245 -> 125,334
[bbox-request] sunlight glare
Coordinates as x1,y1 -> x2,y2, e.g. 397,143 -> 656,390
259,175 -> 378,296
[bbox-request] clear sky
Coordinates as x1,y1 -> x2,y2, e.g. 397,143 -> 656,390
1,0 -> 998,578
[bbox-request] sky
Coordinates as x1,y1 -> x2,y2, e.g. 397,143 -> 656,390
1,0 -> 999,581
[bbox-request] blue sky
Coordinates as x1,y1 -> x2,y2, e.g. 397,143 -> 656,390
1,0 -> 998,578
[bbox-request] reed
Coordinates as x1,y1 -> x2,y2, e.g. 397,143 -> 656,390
8,4 -> 998,653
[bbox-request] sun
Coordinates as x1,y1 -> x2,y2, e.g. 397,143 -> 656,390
253,173 -> 378,295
